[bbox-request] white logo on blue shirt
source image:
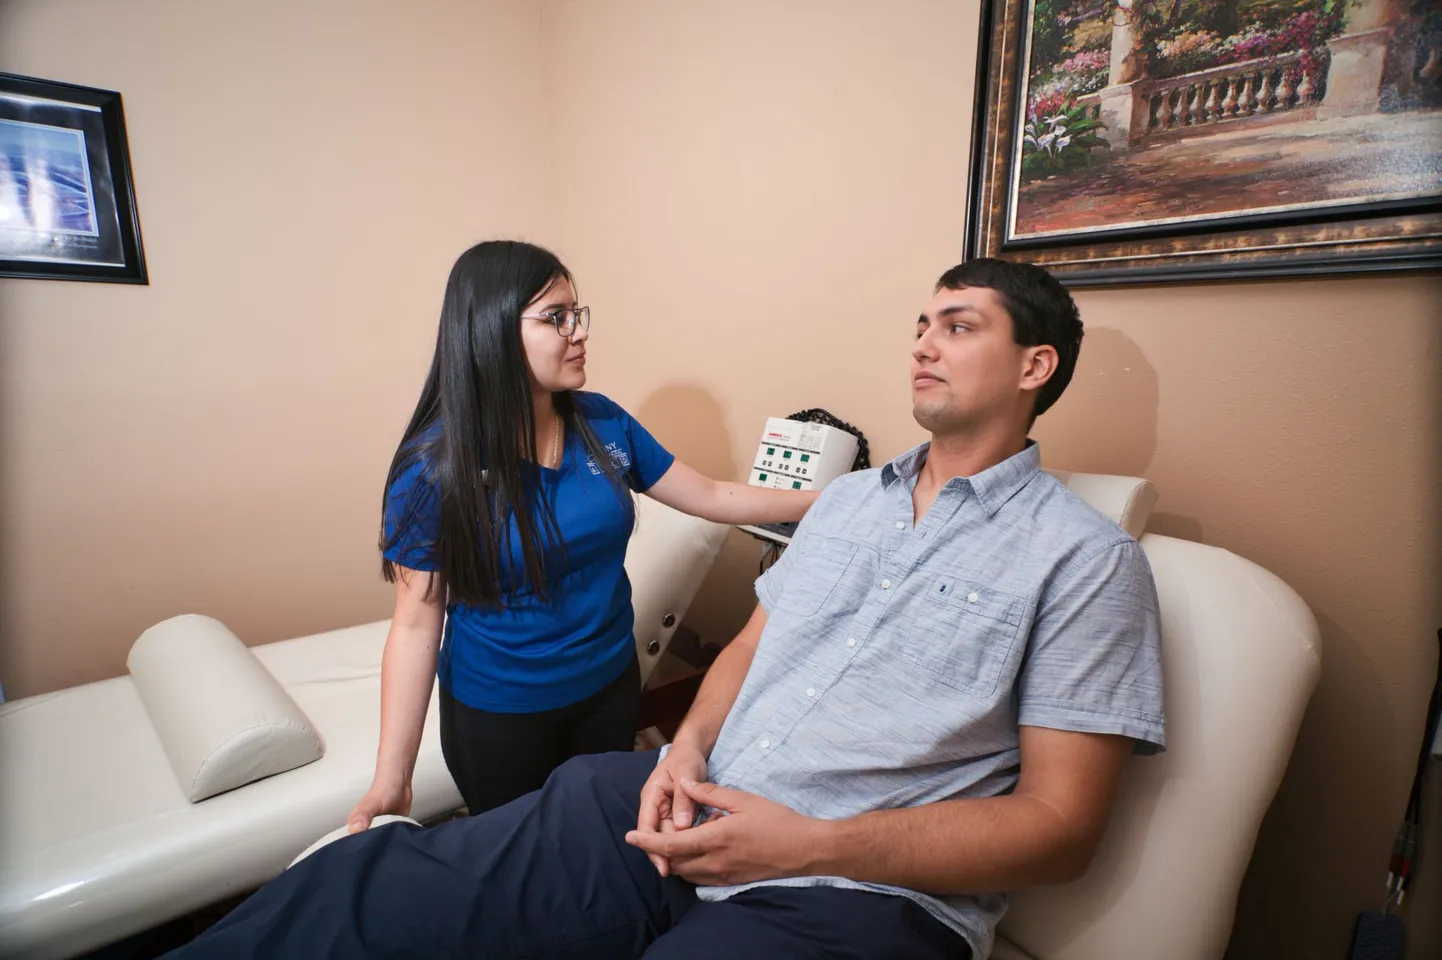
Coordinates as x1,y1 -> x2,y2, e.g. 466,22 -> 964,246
587,442 -> 631,475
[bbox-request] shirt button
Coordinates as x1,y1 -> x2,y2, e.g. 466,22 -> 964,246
759,739 -> 771,750
967,592 -> 980,603
805,687 -> 817,698
881,579 -> 892,589
894,521 -> 905,530
846,637 -> 857,647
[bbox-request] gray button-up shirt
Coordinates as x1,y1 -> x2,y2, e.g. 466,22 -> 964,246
694,441 -> 1166,956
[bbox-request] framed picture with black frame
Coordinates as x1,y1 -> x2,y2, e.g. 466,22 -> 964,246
1,72 -> 147,284
963,0 -> 1442,286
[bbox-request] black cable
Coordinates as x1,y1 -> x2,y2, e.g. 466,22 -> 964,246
785,408 -> 870,472
1405,628 -> 1442,825
1382,626 -> 1442,911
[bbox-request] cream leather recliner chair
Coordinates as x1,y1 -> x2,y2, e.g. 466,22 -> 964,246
987,472 -> 1322,960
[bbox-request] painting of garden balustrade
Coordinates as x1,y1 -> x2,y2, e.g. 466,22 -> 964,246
1011,0 -> 1442,240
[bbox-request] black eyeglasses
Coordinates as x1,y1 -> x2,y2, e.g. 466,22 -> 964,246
520,305 -> 590,337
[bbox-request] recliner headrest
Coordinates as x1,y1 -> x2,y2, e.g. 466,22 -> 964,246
1044,470 -> 1157,539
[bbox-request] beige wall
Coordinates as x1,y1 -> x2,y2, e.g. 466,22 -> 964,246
542,1 -> 1441,957
0,0 -> 552,695
3,0 -> 1439,957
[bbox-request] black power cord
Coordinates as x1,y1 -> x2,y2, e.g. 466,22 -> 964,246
785,408 -> 870,472
1353,627 -> 1442,960
758,541 -> 782,576
1387,626 -> 1442,908
1405,628 -> 1442,836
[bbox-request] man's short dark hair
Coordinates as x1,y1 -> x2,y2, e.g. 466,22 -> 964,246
935,258 -> 1083,420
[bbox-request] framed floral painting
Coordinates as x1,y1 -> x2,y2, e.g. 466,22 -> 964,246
964,0 -> 1442,285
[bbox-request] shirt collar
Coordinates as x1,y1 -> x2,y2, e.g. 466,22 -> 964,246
881,440 -> 1042,517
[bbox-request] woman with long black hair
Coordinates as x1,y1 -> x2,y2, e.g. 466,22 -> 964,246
348,240 -> 815,827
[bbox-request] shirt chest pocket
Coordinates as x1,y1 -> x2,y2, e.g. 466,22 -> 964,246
774,538 -> 859,617
905,577 -> 1027,698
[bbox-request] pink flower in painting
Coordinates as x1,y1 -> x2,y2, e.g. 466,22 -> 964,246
1058,49 -> 1109,75
1222,22 -> 1280,61
1027,90 -> 1070,122
1026,74 -> 1073,120
1211,12 -> 1338,76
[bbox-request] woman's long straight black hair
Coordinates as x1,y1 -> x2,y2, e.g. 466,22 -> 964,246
381,240 -> 629,607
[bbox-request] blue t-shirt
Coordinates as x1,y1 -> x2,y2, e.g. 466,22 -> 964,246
382,392 -> 675,712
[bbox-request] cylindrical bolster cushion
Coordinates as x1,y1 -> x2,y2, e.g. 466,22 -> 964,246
127,615 -> 325,802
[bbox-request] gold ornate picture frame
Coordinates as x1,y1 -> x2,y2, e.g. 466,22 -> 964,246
963,0 -> 1442,285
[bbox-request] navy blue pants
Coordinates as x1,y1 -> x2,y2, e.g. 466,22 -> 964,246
163,750 -> 969,959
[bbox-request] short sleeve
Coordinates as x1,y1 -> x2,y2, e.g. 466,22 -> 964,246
1017,539 -> 1166,753
755,538 -> 797,613
620,408 -> 675,492
754,485 -> 835,612
382,458 -> 442,572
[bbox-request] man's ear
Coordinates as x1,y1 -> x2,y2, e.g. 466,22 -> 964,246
1021,344 -> 1059,394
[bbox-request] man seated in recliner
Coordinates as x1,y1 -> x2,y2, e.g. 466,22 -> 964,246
166,259 -> 1165,960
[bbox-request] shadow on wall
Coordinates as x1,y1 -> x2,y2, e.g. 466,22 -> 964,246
1033,326 -> 1159,475
634,382 -> 738,482
1032,326 -> 1201,541
634,382 -> 760,652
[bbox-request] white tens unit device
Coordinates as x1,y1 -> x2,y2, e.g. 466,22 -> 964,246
747,416 -> 858,492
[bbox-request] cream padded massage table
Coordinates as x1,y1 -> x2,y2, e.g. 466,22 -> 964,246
0,496 -> 729,960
